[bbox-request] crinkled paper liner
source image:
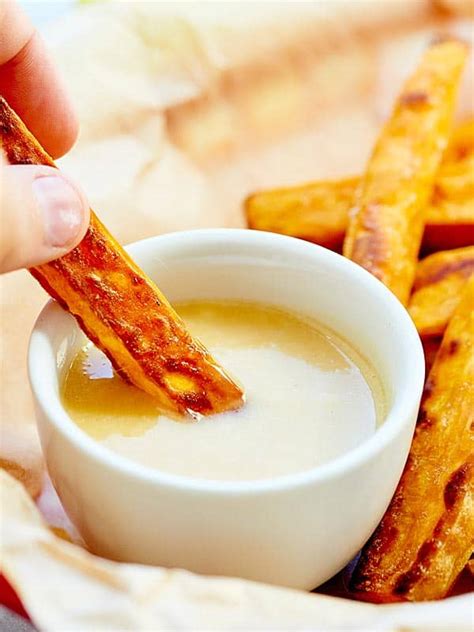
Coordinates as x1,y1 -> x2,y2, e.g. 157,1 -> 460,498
2,472 -> 473,631
1,1 -> 473,629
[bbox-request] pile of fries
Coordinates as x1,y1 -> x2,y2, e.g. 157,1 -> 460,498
246,37 -> 473,602
1,33 -> 471,606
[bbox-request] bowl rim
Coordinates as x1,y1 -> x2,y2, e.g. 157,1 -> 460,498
28,228 -> 425,496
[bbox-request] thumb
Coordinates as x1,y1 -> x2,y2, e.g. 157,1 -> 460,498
0,162 -> 89,273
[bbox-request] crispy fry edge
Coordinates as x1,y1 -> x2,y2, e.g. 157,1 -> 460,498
0,97 -> 244,417
409,247 -> 474,337
342,38 -> 467,304
350,276 -> 474,602
245,119 -> 474,252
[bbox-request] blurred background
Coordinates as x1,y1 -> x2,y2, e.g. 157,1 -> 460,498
19,1 -> 74,25
14,0 -> 474,244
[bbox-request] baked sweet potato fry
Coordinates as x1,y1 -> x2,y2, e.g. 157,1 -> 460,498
0,97 -> 244,417
246,119 -> 474,253
350,275 -> 474,602
424,119 -> 474,251
422,336 -> 442,377
246,177 -> 357,251
409,246 -> 474,337
342,38 -> 467,304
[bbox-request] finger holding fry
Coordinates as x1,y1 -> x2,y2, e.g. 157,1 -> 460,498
0,3 -> 471,614
0,97 -> 244,418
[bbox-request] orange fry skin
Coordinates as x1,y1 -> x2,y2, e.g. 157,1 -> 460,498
421,336 -> 442,377
245,119 -> 474,254
350,276 -> 474,602
343,38 -> 468,304
246,177 -> 358,251
0,97 -> 244,418
409,246 -> 474,337
424,119 -> 474,251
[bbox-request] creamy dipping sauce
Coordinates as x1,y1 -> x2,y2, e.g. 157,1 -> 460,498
62,301 -> 385,481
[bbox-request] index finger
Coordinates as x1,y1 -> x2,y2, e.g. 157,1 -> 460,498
0,0 -> 78,158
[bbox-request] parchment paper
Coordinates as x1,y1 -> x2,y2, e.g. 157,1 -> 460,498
1,2 -> 473,629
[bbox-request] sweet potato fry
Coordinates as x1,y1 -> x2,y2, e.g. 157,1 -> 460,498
350,275 -> 474,602
425,119 -> 474,252
246,177 -> 357,251
0,97 -> 244,417
422,336 -> 442,377
409,246 -> 474,337
342,38 -> 467,304
246,118 -> 474,253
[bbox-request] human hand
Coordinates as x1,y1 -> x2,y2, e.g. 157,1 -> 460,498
0,0 -> 89,273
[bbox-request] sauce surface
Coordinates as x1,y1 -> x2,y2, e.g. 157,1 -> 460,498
62,301 -> 385,481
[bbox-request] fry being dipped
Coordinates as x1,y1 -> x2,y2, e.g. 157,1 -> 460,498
0,97 -> 244,417
350,275 -> 474,602
343,38 -> 468,304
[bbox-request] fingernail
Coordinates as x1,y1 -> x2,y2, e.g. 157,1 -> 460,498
33,175 -> 84,248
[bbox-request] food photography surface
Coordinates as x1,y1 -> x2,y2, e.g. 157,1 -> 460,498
0,1 -> 473,631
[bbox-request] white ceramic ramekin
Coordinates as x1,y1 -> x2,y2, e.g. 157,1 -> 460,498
28,229 -> 424,590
